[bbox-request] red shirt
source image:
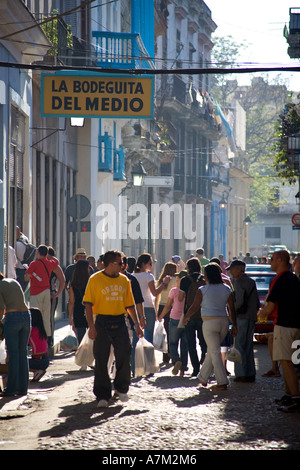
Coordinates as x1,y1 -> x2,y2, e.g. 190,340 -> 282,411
26,258 -> 58,295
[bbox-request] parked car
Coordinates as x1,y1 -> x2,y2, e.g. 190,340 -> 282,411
246,264 -> 271,272
247,270 -> 276,334
267,245 -> 289,258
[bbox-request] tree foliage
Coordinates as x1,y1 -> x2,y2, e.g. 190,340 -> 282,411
210,36 -> 291,219
272,99 -> 300,185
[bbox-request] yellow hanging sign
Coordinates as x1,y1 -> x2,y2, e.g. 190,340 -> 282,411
41,73 -> 154,118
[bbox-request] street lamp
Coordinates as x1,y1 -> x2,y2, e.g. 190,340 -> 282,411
219,196 -> 227,210
132,160 -> 147,186
70,117 -> 85,127
244,215 -> 252,224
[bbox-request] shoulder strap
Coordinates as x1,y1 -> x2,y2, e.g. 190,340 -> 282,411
39,259 -> 50,278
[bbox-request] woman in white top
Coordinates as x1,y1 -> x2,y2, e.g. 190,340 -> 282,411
133,253 -> 171,345
184,263 -> 237,390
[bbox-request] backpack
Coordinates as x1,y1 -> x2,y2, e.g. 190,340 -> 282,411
18,239 -> 37,265
185,274 -> 205,318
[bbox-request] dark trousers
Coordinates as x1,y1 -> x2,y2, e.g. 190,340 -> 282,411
93,315 -> 132,401
185,317 -> 207,374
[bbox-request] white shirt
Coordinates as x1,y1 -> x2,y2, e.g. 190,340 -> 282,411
132,271 -> 155,308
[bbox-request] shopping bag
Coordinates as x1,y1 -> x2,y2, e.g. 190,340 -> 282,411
134,337 -> 159,378
75,329 -> 94,367
225,339 -> 242,363
153,321 -> 168,353
108,345 -> 116,379
177,313 -> 185,329
0,340 -> 6,364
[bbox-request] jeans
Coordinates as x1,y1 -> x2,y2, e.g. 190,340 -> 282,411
234,317 -> 256,378
4,310 -> 31,395
29,353 -> 49,371
144,307 -> 156,345
185,317 -> 207,374
93,315 -> 132,401
199,317 -> 229,386
169,318 -> 188,369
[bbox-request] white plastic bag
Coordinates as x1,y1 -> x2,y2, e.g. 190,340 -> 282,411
107,345 -> 116,379
75,329 -> 94,367
0,340 -> 6,364
134,337 -> 159,378
225,339 -> 242,363
153,321 -> 168,353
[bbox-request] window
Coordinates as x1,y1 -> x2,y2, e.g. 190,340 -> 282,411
265,227 -> 281,239
9,106 -> 25,244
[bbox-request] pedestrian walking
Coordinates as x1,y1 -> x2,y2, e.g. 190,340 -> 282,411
133,253 -> 171,345
47,247 -> 65,348
64,248 -> 93,292
25,245 -> 59,347
158,275 -> 187,376
15,226 -> 32,291
227,259 -> 260,383
68,259 -> 90,346
120,255 -> 145,377
184,263 -> 237,390
0,273 -> 31,396
258,250 -> 300,412
178,257 -> 206,376
155,262 -> 177,363
83,250 -> 143,408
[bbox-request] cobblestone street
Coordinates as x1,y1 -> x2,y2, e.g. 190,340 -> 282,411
0,323 -> 299,453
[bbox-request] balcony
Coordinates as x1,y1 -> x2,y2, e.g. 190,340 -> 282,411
284,8 -> 300,58
92,31 -> 154,70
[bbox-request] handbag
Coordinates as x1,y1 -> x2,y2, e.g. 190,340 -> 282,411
153,321 -> 168,353
75,329 -> 94,367
225,338 -> 242,363
134,337 -> 159,378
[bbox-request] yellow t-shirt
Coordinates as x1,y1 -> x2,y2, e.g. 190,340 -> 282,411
83,271 -> 134,316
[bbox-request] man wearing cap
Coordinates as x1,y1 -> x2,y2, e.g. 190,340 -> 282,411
64,248 -> 94,292
227,260 -> 260,383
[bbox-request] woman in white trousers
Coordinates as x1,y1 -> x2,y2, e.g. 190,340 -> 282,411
184,263 -> 237,390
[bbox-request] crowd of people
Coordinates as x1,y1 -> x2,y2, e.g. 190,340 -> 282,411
1,232 -> 300,414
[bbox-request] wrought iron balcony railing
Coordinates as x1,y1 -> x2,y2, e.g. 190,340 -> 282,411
92,31 -> 154,69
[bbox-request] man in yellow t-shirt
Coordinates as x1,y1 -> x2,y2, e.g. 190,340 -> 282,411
83,250 -> 143,408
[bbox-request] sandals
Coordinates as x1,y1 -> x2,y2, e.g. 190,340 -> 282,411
262,369 -> 281,377
210,384 -> 227,391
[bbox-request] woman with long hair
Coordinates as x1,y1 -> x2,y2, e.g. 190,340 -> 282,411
29,307 -> 49,381
133,253 -> 171,344
68,259 -> 90,346
156,262 -> 177,362
184,263 -> 237,390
